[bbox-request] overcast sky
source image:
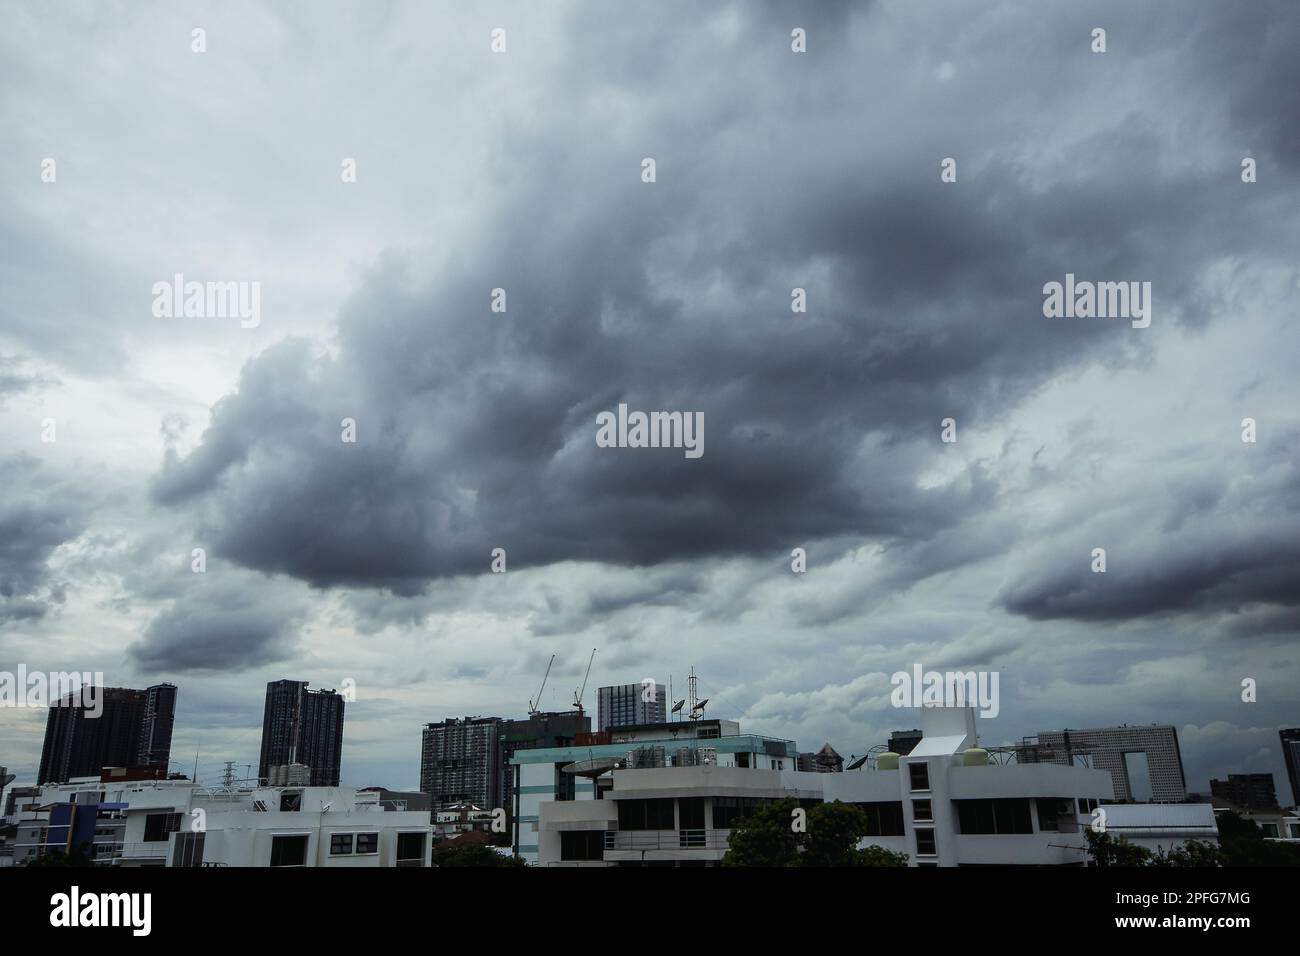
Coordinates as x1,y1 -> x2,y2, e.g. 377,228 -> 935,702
1,0 -> 1297,802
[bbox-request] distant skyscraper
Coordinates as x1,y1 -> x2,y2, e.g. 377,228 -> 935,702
1280,728 -> 1300,807
420,717 -> 503,809
38,684 -> 178,784
1034,724 -> 1186,803
597,682 -> 666,731
138,682 -> 177,769
1210,773 -> 1278,811
257,680 -> 345,787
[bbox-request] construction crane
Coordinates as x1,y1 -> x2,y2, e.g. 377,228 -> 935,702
529,654 -> 556,715
573,648 -> 596,717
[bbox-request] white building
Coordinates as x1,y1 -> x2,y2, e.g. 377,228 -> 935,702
518,707 -> 1123,866
22,776 -> 432,868
1095,803 -> 1219,855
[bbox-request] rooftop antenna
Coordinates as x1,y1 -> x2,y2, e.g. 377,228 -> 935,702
687,667 -> 708,721
221,761 -> 236,788
573,648 -> 596,717
529,653 -> 556,716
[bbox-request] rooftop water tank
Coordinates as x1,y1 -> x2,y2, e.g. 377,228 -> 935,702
962,747 -> 989,766
877,752 -> 900,770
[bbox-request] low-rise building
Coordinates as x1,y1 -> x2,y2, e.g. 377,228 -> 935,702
20,775 -> 432,868
516,707 -> 1121,866
435,801 -> 497,838
1095,803 -> 1220,855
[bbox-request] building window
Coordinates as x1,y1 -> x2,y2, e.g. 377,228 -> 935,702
956,799 -> 1034,835
269,834 -> 309,867
713,797 -> 767,830
853,802 -> 906,837
1036,799 -> 1074,832
679,797 -> 705,831
735,753 -> 750,769
330,833 -> 354,855
909,763 -> 930,792
171,832 -> 205,867
355,832 -> 379,855
915,828 -> 937,856
396,832 -> 426,867
617,798 -> 676,831
912,800 -> 932,823
1260,823 -> 1280,838
560,830 -> 604,861
142,812 -> 182,843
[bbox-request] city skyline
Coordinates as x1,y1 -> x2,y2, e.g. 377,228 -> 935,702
1,1 -> 1298,814
9,667 -> 1299,810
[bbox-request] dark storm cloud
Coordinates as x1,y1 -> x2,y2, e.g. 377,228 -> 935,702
127,575 -> 307,673
137,2 -> 1299,627
0,455 -> 86,622
999,429 -> 1300,624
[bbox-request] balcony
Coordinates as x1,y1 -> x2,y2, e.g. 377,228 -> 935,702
113,842 -> 170,861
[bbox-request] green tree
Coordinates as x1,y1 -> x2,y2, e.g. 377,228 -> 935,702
1151,839 -> 1222,867
857,843 -> 911,867
1084,829 -> 1154,867
803,801 -> 871,866
722,799 -> 908,867
1214,810 -> 1300,867
720,798 -> 801,867
431,836 -> 526,867
24,842 -> 94,867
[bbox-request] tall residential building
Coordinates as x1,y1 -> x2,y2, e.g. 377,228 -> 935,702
257,680 -> 345,787
1210,773 -> 1279,811
1280,729 -> 1300,808
597,682 -> 666,732
138,683 -> 178,769
1034,724 -> 1186,803
38,684 -> 179,784
498,711 -> 590,812
420,717 -> 503,809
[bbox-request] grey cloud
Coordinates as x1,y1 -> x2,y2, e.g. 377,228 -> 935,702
0,455 -> 86,623
127,575 -> 308,673
149,2 -> 1300,599
999,434 -> 1300,623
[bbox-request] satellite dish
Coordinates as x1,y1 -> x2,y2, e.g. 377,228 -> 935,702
671,699 -> 685,714
0,773 -> 15,788
561,757 -> 620,779
846,755 -> 868,771
692,698 -> 709,711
